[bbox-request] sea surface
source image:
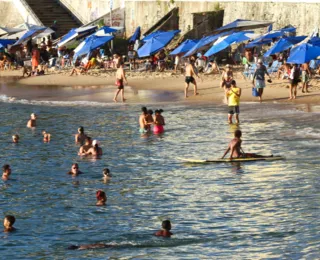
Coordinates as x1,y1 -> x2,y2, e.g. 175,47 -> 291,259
0,90 -> 319,259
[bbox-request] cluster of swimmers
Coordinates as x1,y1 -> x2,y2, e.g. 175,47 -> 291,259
139,107 -> 165,134
2,109 -> 173,249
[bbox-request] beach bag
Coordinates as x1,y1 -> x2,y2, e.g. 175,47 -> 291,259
252,87 -> 259,97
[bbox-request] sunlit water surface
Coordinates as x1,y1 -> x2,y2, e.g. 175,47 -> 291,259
0,97 -> 319,259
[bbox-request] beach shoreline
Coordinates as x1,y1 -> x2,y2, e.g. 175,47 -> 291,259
1,70 -> 320,107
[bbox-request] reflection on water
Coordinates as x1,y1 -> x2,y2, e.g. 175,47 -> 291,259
0,99 -> 319,259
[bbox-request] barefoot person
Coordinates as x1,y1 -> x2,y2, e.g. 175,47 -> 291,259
2,164 -> 11,181
289,64 -> 300,100
252,59 -> 271,102
153,109 -> 165,134
155,220 -> 173,237
3,215 -> 16,232
301,62 -> 311,93
113,62 -> 128,103
221,130 -> 264,159
184,60 -> 200,98
27,113 -> 37,128
226,80 -> 241,124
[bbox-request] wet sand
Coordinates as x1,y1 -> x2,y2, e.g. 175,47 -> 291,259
1,69 -> 320,105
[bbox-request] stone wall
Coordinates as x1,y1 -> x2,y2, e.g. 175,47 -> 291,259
0,1 -> 24,27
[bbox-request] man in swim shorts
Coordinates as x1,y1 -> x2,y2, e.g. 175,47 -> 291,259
184,58 -> 201,98
113,62 -> 128,103
139,107 -> 148,133
301,62 -> 311,93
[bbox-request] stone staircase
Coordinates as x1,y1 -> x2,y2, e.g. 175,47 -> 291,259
24,0 -> 82,37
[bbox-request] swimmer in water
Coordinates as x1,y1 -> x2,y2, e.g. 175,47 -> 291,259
78,137 -> 92,156
139,107 -> 148,133
85,140 -> 103,157
75,126 -> 87,145
102,168 -> 112,182
68,243 -> 113,250
67,163 -> 83,176
153,109 -> 165,134
144,109 -> 154,133
155,220 -> 173,237
12,134 -> 20,143
2,164 -> 11,181
3,215 -> 16,232
221,130 -> 265,159
42,131 -> 51,142
27,113 -> 37,128
96,190 -> 107,206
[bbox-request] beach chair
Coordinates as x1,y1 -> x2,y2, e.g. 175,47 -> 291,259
243,63 -> 256,80
267,60 -> 282,77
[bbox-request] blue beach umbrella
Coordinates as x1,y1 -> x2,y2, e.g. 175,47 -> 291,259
263,36 -> 307,57
204,31 -> 255,57
0,43 -> 3,49
138,34 -> 176,57
0,26 -> 25,37
0,39 -> 16,48
74,35 -> 114,58
57,25 -> 97,47
142,30 -> 180,42
215,19 -> 273,33
13,27 -> 46,46
95,26 -> 118,35
129,26 -> 141,43
170,39 -> 199,55
287,43 -> 320,64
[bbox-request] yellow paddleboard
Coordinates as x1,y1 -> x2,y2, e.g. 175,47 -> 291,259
177,156 -> 284,163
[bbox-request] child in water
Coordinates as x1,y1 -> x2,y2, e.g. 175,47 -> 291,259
102,168 -> 112,182
153,109 -> 165,134
155,220 -> 173,237
42,131 -> 51,142
3,215 -> 16,232
12,134 -> 20,143
96,190 -> 107,206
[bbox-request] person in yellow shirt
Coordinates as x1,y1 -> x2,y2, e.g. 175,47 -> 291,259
227,80 -> 241,124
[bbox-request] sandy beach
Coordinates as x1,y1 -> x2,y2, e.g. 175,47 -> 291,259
1,69 -> 320,106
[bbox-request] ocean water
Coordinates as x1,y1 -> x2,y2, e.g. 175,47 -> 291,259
0,95 -> 319,259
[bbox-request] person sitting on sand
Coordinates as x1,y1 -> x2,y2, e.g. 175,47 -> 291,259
12,134 -> 20,143
67,163 -> 83,176
3,215 -> 16,232
221,130 -> 264,159
27,113 -> 37,128
155,220 -> 173,237
85,140 -> 103,157
139,107 -> 148,133
69,59 -> 87,76
184,58 -> 201,98
226,80 -> 241,125
75,126 -> 87,145
42,130 -> 51,142
96,190 -> 107,206
2,164 -> 11,181
78,137 -> 92,156
113,62 -> 128,103
153,109 -> 165,134
102,168 -> 112,182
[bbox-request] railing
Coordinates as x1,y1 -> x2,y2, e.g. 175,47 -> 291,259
12,0 -> 43,26
56,0 -> 87,25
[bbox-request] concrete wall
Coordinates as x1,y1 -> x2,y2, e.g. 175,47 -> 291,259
0,0 -> 24,27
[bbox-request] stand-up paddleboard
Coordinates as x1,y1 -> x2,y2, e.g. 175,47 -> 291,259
177,156 -> 284,163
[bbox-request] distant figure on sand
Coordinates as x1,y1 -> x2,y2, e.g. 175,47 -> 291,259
113,62 -> 128,103
220,64 -> 233,90
75,127 -> 87,145
289,64 -> 300,100
85,140 -> 103,157
155,220 -> 173,237
67,163 -> 83,176
2,164 -> 11,181
96,190 -> 107,206
12,134 -> 20,143
252,59 -> 271,102
184,59 -> 200,98
226,80 -> 241,124
301,62 -> 311,93
3,215 -> 16,232
27,113 -> 37,128
153,109 -> 165,134
42,131 -> 51,142
221,130 -> 264,159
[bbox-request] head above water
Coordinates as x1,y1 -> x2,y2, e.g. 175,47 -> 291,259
2,164 -> 11,174
148,109 -> 153,115
12,134 -> 19,143
30,113 -> 36,119
155,109 -> 164,115
234,130 -> 242,138
78,126 -> 84,134
141,107 -> 147,114
96,190 -> 106,201
4,215 -> 15,227
103,168 -> 110,177
162,220 -> 171,231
